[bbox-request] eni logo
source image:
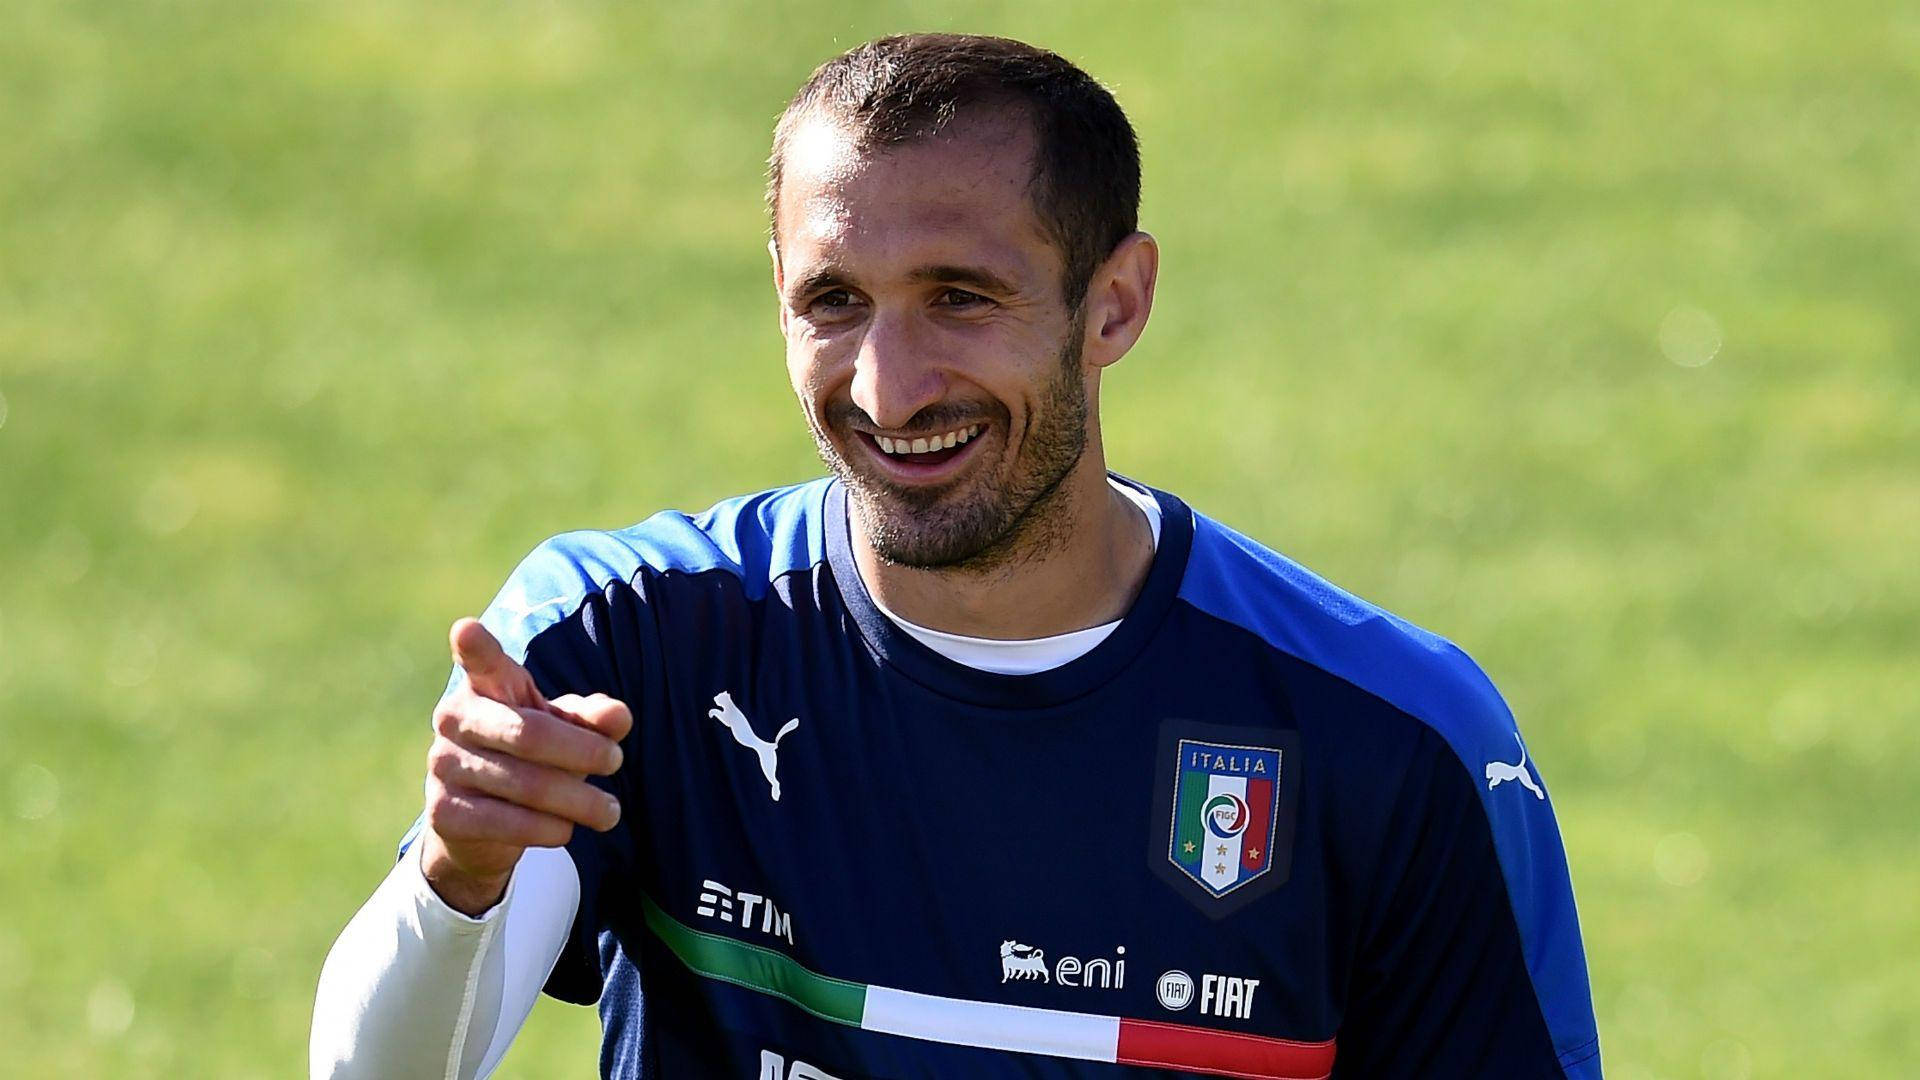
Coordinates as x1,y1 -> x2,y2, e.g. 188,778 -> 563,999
999,939 -> 1127,989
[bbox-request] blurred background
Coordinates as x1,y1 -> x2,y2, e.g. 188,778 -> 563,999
2,1 -> 1915,1076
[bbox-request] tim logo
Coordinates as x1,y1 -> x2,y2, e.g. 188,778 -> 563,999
1485,734 -> 1545,800
696,879 -> 795,945
1000,940 -> 1049,983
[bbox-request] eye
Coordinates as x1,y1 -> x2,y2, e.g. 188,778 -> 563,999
805,289 -> 862,319
938,288 -> 990,309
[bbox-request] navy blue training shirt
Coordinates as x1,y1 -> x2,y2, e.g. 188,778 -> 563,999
429,476 -> 1601,1079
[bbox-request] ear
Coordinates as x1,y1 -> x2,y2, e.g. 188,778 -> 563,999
1080,232 -> 1159,370
769,238 -> 788,335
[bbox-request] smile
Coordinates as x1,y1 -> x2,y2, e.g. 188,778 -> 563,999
873,424 -> 981,456
857,423 -> 986,483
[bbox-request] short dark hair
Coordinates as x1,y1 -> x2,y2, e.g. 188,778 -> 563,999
768,33 -> 1140,308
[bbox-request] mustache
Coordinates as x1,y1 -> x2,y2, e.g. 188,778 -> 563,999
822,400 -> 1003,435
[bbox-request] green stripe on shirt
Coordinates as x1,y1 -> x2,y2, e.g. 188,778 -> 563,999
640,895 -> 867,1026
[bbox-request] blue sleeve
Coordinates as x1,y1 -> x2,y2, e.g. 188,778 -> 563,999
494,535 -> 655,1006
410,533 -> 651,1006
450,492 -> 826,1004
1335,722 -> 1601,1078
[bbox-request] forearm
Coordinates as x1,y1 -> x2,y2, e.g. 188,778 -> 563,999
309,844 -> 581,1079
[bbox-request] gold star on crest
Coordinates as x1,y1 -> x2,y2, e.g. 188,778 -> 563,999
1182,840 -> 1196,854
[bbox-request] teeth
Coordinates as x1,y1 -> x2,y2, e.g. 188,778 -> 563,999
873,424 -> 983,456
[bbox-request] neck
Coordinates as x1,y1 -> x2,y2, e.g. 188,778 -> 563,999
852,450 -> 1155,640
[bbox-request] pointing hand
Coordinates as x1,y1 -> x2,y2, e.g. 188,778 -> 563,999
419,618 -> 633,915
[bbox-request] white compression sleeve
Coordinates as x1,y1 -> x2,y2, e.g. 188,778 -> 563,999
310,843 -> 583,1080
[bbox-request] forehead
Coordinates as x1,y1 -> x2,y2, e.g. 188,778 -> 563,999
775,115 -> 1058,286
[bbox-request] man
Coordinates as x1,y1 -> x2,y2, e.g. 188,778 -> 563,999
312,33 -> 1602,1080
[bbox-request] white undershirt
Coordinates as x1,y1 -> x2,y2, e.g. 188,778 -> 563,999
310,479 -> 1163,1077
866,478 -> 1161,675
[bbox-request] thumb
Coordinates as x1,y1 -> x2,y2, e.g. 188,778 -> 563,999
449,617 -> 546,709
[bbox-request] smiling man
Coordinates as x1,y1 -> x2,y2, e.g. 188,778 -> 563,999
313,34 -> 1601,1080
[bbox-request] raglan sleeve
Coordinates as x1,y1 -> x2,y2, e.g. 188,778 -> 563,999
419,532 -> 651,1006
1334,683 -> 1602,1078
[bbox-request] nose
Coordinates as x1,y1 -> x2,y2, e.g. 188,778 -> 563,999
850,309 -> 945,431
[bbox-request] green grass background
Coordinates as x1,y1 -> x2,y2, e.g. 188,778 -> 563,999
3,1 -> 1915,1076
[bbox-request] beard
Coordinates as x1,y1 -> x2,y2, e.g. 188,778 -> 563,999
810,323 -> 1090,573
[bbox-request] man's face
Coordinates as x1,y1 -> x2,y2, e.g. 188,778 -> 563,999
773,114 -> 1093,570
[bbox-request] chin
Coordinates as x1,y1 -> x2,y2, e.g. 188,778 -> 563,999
851,485 -> 1008,569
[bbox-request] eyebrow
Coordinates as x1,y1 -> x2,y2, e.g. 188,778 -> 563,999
786,263 -> 1021,301
906,264 -> 1020,296
787,267 -> 851,301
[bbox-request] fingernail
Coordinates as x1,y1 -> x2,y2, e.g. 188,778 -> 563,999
609,743 -> 624,772
603,794 -> 622,825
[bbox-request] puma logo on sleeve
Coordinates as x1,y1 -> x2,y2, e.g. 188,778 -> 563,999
1485,733 -> 1546,800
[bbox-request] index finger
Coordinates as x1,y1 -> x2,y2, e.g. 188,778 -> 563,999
449,617 -> 547,711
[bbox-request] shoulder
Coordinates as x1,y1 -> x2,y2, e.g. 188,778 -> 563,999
477,479 -> 832,657
1174,505 -> 1518,770
1174,500 -> 1600,1071
519,478 -> 828,593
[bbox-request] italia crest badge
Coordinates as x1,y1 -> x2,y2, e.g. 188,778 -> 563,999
1152,722 -> 1300,916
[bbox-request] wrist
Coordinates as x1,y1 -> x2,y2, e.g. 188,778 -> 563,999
418,831 -> 513,917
